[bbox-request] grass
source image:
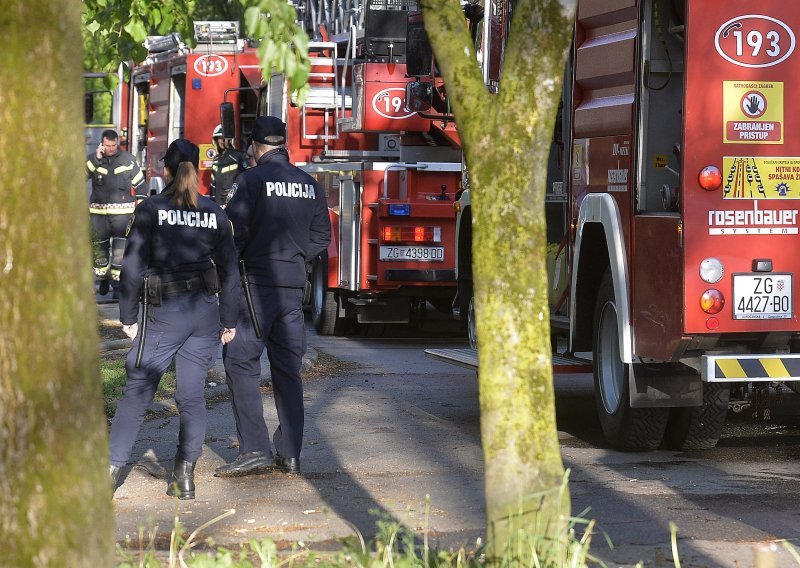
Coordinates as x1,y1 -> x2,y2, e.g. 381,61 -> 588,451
117,487 -> 608,568
101,358 -> 177,417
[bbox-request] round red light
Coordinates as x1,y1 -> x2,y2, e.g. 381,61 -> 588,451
700,289 -> 725,314
699,166 -> 722,191
706,317 -> 720,330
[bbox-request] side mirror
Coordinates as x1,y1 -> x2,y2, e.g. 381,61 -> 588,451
220,102 -> 236,139
404,81 -> 432,112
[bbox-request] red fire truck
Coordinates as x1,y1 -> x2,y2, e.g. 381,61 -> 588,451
249,1 -> 462,335
440,0 -> 800,451
126,21 -> 260,196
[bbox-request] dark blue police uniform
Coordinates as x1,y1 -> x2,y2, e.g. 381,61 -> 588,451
109,142 -> 241,494
220,116 -> 331,475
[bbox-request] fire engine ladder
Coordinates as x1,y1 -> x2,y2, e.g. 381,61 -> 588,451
301,41 -> 346,149
424,348 -> 592,374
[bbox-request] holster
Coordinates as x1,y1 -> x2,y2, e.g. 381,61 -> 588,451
146,273 -> 163,306
202,266 -> 220,295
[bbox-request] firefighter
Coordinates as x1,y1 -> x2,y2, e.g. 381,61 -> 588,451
108,139 -> 241,499
86,129 -> 146,298
215,116 -> 331,477
210,124 -> 248,206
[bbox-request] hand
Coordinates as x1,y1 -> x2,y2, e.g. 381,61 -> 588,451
122,323 -> 138,340
96,144 -> 105,160
221,328 -> 236,345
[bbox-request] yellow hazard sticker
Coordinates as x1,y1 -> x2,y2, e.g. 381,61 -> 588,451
723,81 -> 784,144
722,156 -> 800,199
199,144 -> 217,170
653,155 -> 668,169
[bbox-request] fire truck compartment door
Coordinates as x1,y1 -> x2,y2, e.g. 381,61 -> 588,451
338,177 -> 360,291
702,354 -> 800,383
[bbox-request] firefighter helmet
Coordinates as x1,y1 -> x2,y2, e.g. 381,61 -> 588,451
212,124 -> 224,140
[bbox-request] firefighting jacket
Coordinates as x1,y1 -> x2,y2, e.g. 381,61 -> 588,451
118,188 -> 242,327
210,148 -> 248,205
225,148 -> 332,288
86,150 -> 146,211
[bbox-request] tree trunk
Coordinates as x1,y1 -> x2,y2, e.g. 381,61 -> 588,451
421,0 -> 576,560
0,2 -> 114,565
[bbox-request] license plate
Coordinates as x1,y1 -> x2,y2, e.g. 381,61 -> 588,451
379,246 -> 444,262
732,273 -> 793,320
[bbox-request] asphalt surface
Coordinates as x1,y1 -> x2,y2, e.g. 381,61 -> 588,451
103,299 -> 800,566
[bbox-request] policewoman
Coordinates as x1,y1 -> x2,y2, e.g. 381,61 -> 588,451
109,139 -> 242,499
216,116 -> 331,477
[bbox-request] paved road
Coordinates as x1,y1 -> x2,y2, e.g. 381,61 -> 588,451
111,313 -> 800,566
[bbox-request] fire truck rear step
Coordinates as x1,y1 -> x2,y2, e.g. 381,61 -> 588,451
702,354 -> 800,383
424,348 -> 592,374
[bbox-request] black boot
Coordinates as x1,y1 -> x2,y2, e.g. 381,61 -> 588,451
166,458 -> 196,500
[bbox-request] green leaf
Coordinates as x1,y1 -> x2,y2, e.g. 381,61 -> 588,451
86,20 -> 101,34
245,7 -> 262,39
124,18 -> 148,43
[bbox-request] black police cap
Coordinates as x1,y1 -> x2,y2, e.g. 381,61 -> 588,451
250,116 -> 286,145
162,139 -> 199,172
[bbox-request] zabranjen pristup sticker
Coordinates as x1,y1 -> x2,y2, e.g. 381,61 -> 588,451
723,81 -> 784,144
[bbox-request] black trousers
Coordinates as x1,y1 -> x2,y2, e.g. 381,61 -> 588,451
223,286 -> 306,458
109,290 -> 221,467
91,213 -> 130,283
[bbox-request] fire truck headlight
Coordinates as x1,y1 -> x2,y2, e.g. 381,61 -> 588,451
699,166 -> 722,191
700,289 -> 725,314
699,257 -> 724,283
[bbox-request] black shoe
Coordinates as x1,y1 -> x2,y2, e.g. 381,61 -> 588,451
166,458 -> 196,500
214,451 -> 274,477
98,280 -> 110,295
275,454 -> 301,474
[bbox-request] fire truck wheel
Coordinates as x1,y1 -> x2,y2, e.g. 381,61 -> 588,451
311,256 -> 347,336
664,383 -> 730,450
593,271 -> 668,451
467,296 -> 477,350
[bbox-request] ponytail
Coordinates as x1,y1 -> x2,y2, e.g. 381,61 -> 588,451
165,162 -> 199,208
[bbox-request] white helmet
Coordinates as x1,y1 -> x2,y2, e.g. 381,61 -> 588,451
212,124 -> 223,140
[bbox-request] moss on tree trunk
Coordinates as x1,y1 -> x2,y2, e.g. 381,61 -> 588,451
420,0 -> 576,560
0,1 -> 114,564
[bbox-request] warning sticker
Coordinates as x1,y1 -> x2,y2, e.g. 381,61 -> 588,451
723,81 -> 783,144
199,144 -> 217,170
722,157 -> 800,199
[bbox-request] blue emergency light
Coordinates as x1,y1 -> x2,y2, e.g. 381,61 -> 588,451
388,204 -> 411,216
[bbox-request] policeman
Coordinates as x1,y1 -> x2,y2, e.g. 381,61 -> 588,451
86,129 -> 146,298
210,124 -> 248,206
109,139 -> 242,499
216,116 -> 331,477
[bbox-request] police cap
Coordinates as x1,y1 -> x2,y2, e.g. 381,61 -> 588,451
162,139 -> 199,172
250,116 -> 286,146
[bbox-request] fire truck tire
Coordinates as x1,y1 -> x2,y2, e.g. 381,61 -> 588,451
593,271 -> 668,451
311,256 -> 347,336
664,383 -> 730,450
466,295 -> 477,350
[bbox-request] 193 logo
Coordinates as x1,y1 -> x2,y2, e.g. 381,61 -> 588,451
194,54 -> 229,77
715,15 -> 796,68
